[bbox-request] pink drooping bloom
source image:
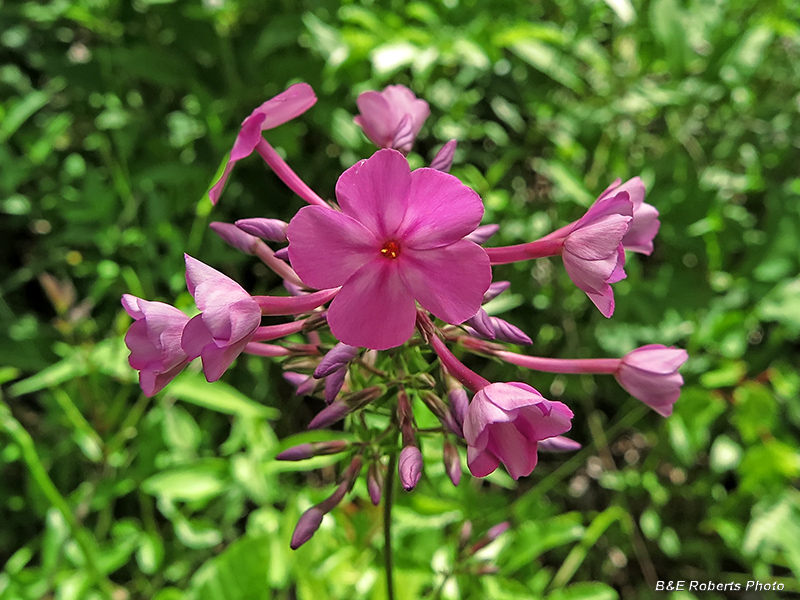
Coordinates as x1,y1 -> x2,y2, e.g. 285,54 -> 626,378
180,255 -> 262,382
122,295 -> 191,396
560,191 -> 633,317
287,149 -> 491,350
209,83 -> 318,205
463,382 -> 573,480
598,177 -> 659,255
616,345 -> 688,417
354,85 -> 430,154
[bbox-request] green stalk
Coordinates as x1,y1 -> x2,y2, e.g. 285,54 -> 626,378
0,400 -> 115,598
384,452 -> 397,600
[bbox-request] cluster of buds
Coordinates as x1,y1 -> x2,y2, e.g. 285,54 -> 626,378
122,82 -> 688,549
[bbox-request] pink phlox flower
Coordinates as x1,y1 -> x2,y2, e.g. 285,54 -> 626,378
463,382 -> 573,480
561,191 -> 633,318
121,294 -> 191,396
180,255 -> 262,381
615,344 -> 688,417
287,148 -> 492,350
354,85 -> 430,154
209,83 -> 317,204
598,177 -> 659,255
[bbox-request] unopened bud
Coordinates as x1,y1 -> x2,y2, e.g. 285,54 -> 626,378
447,386 -> 470,429
209,221 -> 259,255
284,372 -> 317,396
290,507 -> 324,550
538,436 -> 582,453
483,281 -> 511,303
399,445 -> 423,491
276,440 -> 349,461
420,391 -> 462,437
467,308 -> 495,339
315,343 -> 360,378
443,439 -> 461,486
301,312 -> 328,332
324,366 -> 347,404
415,311 -> 435,342
469,521 -> 510,554
458,521 -> 473,550
465,224 -> 500,245
284,280 -> 307,296
367,461 -> 384,505
307,387 -> 382,429
235,217 -> 289,242
430,140 -> 457,172
274,247 -> 290,261
490,317 -> 532,345
413,372 -> 436,388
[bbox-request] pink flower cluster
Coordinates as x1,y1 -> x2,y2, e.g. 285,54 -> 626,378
121,82 -> 688,548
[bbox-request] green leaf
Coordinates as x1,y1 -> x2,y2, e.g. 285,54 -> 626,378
547,582 -> 619,600
141,460 -> 228,502
167,372 -> 278,419
190,536 -> 271,600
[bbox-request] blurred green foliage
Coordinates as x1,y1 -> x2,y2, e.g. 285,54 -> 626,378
2,0 -> 799,598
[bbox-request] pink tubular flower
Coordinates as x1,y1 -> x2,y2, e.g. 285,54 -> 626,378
560,192 -> 633,317
122,295 -> 191,396
180,255 -> 261,382
209,83 -> 318,205
616,345 -> 688,417
598,177 -> 659,255
463,382 -> 573,480
354,85 -> 430,154
287,149 -> 491,350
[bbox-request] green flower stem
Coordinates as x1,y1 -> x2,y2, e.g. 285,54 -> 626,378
384,452 -> 397,600
0,400 -> 116,598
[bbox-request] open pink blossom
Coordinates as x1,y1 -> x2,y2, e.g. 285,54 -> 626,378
561,192 -> 633,317
616,345 -> 688,417
180,255 -> 261,381
354,85 -> 430,154
598,177 -> 659,255
287,149 -> 491,350
209,83 -> 317,204
122,295 -> 191,396
463,382 -> 573,480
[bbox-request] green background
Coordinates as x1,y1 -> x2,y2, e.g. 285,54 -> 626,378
1,0 -> 799,598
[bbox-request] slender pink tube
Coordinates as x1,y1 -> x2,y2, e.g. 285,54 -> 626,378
485,237 -> 564,265
255,138 -> 328,207
243,343 -> 291,357
429,335 -> 489,393
253,242 -> 306,288
250,320 -> 307,342
494,350 -> 620,374
254,287 -> 339,316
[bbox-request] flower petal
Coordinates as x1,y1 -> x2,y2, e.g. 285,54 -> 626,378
326,259 -> 416,350
251,82 -> 317,132
467,445 -> 500,478
486,422 -> 538,480
354,91 -> 394,147
400,168 -> 485,249
399,241 -> 491,325
287,206 -> 379,289
334,149 -> 411,238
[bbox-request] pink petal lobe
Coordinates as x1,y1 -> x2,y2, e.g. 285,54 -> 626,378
486,422 -> 538,480
287,206 -> 379,289
184,255 -> 225,296
399,241 -> 491,325
208,157 -> 238,205
564,214 -> 632,260
181,314 -> 214,360
467,446 -> 500,478
231,112 -> 266,161
326,259 -> 416,350
355,92 -> 393,147
400,168 -> 485,249
334,149 -> 411,238
201,336 -> 252,382
253,82 -> 317,131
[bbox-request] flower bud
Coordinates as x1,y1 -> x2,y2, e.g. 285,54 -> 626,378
447,386 -> 469,429
399,445 -> 423,491
538,436 -> 582,452
420,391 -> 462,437
483,281 -> 511,303
235,218 -> 289,242
283,372 -> 318,396
466,308 -> 495,340
209,221 -> 259,255
324,366 -> 347,404
276,440 -> 349,461
274,247 -> 290,261
307,386 -> 382,429
469,521 -> 510,554
290,507 -> 324,550
430,140 -> 457,172
490,317 -> 532,345
367,461 -> 384,506
314,343 -> 360,378
443,439 -> 462,486
458,521 -> 473,550
465,224 -> 500,245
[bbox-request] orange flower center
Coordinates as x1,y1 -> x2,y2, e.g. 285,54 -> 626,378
380,240 -> 401,259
